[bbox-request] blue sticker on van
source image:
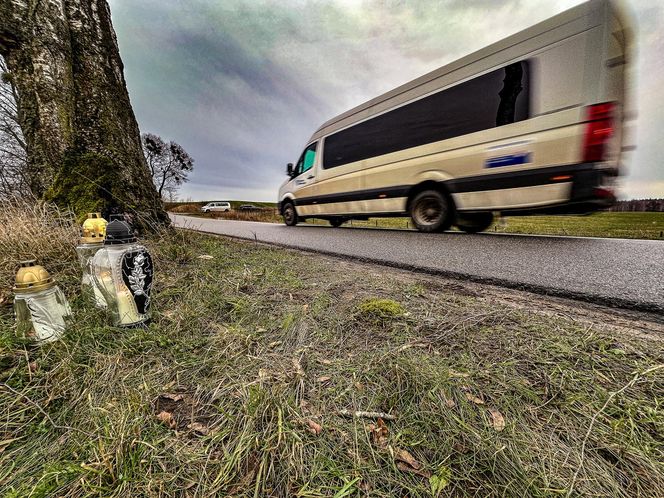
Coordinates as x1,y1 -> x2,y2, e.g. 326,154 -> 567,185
486,152 -> 531,168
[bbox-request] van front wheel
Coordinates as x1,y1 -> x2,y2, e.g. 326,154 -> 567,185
456,212 -> 494,233
282,202 -> 298,226
410,190 -> 452,233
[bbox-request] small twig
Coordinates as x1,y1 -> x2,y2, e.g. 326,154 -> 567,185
338,409 -> 396,420
566,364 -> 664,497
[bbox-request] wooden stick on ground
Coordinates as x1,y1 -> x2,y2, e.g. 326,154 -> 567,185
338,409 -> 396,420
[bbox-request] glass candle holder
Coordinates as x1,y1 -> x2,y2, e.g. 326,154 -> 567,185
92,216 -> 153,327
76,212 -> 108,308
13,260 -> 71,343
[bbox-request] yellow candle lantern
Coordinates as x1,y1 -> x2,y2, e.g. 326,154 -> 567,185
76,212 -> 108,307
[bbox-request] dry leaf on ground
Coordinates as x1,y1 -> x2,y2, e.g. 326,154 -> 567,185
444,398 -> 456,408
465,393 -> 484,405
396,461 -> 432,478
317,376 -> 331,384
488,408 -> 505,431
368,417 -> 389,448
304,419 -> 322,435
160,393 -> 184,402
187,422 -> 210,435
291,358 -> 304,376
156,411 -> 176,429
394,448 -> 422,470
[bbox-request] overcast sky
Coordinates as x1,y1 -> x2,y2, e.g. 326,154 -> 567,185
108,0 -> 663,201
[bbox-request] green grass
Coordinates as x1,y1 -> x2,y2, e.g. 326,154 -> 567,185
309,212 -> 664,240
1,226 -> 663,497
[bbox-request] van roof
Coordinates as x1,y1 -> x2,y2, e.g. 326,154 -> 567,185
310,0 -> 609,142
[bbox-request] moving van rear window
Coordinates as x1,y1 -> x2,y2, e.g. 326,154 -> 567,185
323,61 -> 530,169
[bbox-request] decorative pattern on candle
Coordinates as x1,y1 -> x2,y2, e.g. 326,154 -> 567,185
121,250 -> 153,315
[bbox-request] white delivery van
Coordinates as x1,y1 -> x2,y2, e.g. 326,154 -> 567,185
277,0 -> 632,232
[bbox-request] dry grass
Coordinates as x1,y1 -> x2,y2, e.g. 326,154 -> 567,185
0,197 -> 79,295
0,205 -> 663,497
208,209 -> 281,223
167,203 -> 202,214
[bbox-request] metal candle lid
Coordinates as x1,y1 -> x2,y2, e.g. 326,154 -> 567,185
13,260 -> 56,293
80,212 -> 108,244
104,215 -> 137,245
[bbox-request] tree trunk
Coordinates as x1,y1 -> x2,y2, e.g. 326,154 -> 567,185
0,0 -> 168,228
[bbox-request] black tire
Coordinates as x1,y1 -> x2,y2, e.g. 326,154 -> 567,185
329,217 -> 344,228
409,190 -> 453,233
202,209 -> 209,213
282,202 -> 298,226
456,212 -> 494,233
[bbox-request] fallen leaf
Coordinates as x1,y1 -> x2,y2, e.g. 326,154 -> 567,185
187,422 -> 210,435
396,461 -> 431,478
28,361 -> 38,373
197,254 -> 214,260
291,358 -> 304,376
156,411 -> 176,429
317,376 -> 332,384
267,340 -> 281,348
161,393 -> 184,402
488,408 -> 505,432
368,417 -> 389,448
319,359 -> 333,365
256,327 -> 266,333
394,448 -> 422,470
464,393 -> 484,405
304,419 -> 322,435
444,398 -> 456,408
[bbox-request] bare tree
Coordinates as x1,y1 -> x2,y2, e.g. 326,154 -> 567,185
0,0 -> 168,227
142,133 -> 194,200
0,56 -> 29,198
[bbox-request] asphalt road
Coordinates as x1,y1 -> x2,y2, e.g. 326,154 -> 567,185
170,214 -> 664,313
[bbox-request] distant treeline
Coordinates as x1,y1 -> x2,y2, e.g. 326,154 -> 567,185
609,199 -> 664,212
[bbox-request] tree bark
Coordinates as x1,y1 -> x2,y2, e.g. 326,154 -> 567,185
0,0 -> 168,228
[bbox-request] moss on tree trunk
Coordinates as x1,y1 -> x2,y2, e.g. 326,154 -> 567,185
0,0 -> 168,228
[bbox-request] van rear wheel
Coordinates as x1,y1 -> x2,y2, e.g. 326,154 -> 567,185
410,190 -> 453,233
282,202 -> 298,226
456,212 -> 494,233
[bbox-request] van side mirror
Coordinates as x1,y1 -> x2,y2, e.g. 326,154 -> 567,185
287,163 -> 294,177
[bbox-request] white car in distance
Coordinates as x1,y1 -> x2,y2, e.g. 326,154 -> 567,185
201,202 -> 231,213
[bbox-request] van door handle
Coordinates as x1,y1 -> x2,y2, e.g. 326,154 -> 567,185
307,175 -> 315,179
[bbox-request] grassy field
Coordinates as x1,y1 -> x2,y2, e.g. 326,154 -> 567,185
1,202 -> 663,496
312,212 -> 664,240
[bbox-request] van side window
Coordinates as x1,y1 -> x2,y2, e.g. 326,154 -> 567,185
295,142 -> 318,176
323,60 -> 530,169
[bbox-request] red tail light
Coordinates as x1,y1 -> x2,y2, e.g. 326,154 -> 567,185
583,102 -> 614,163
